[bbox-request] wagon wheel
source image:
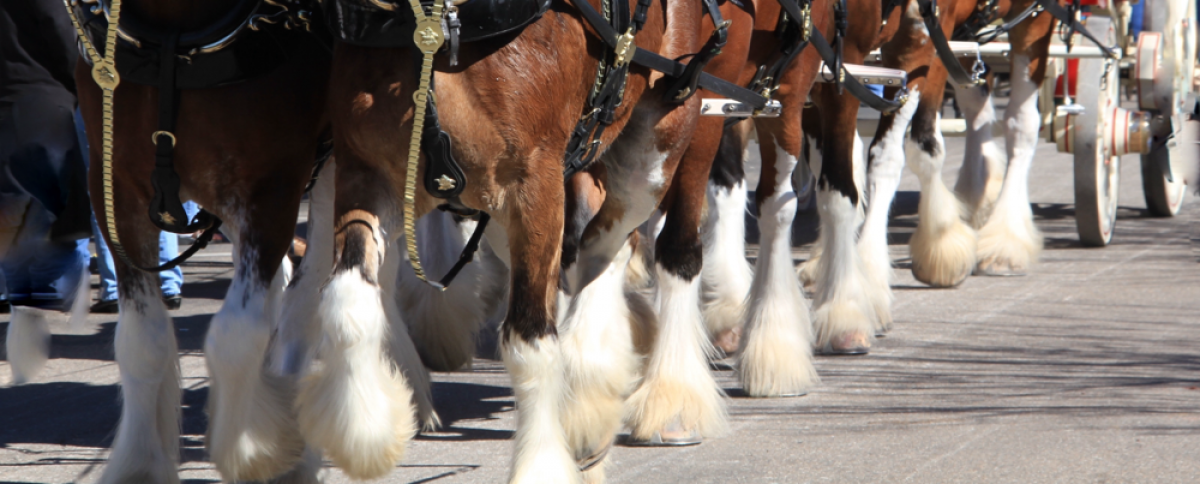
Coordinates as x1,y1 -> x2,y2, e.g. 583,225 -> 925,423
1071,17 -> 1122,246
1138,0 -> 1198,216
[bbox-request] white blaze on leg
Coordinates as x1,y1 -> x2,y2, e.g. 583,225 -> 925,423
99,284 -> 180,484
559,239 -> 640,480
952,82 -> 1006,228
505,335 -> 580,484
6,307 -> 50,385
976,54 -> 1044,275
738,140 -> 819,396
296,232 -> 417,480
397,211 -> 505,372
206,244 -> 308,482
270,159 -> 336,377
380,237 -> 439,430
700,179 -> 753,352
859,92 -> 920,332
626,266 -> 729,440
811,186 -> 877,353
906,112 -> 978,288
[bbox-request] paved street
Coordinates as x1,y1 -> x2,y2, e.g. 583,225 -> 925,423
2,121 -> 1199,483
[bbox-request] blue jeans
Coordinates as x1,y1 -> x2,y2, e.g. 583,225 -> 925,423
77,108 -> 200,301
0,96 -> 90,305
2,205 -> 88,303
90,201 -> 198,301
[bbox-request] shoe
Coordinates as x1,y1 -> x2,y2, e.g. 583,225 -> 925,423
91,299 -> 119,313
163,295 -> 182,310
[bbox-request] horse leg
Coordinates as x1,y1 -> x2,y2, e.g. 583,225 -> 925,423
497,173 -> 579,484
379,236 -> 438,430
98,234 -> 180,484
737,75 -> 820,396
860,88 -> 920,332
608,113 -> 726,445
398,211 -> 506,371
269,158 -> 336,378
796,111 -> 825,290
701,121 -> 754,355
294,152 -> 417,479
905,85 -> 978,288
204,204 -> 310,481
811,82 -> 877,354
952,81 -> 1006,229
975,22 -> 1051,275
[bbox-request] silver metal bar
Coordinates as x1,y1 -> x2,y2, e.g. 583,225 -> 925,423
699,99 -> 783,117
817,63 -> 908,86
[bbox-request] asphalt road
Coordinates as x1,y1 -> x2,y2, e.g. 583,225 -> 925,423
2,119 -> 1199,483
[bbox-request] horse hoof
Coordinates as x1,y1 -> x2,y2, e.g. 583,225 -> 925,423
817,346 -> 870,356
818,332 -> 870,356
623,423 -> 702,447
974,258 -> 1030,277
712,327 -> 742,356
577,441 -> 613,472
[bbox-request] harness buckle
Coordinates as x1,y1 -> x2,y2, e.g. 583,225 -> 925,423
800,3 -> 812,41
614,28 -> 636,67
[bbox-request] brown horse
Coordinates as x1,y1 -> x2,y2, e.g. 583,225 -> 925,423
703,0 -> 915,361
73,0 -> 336,481
846,0 -> 1067,335
305,0 -> 710,480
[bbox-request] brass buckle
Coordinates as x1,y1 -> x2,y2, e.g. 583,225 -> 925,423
801,3 -> 812,41
152,130 -> 177,147
614,28 -> 635,67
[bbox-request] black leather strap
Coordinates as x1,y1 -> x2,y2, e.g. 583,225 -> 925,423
426,209 -> 491,289
1035,0 -> 1117,58
422,80 -> 468,199
570,0 -> 769,107
810,27 -> 904,112
146,32 -> 223,236
662,0 -> 730,103
917,0 -> 981,86
969,0 -> 1038,44
136,219 -> 224,272
773,0 -> 903,112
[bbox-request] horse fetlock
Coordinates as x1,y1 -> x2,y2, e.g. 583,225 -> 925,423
626,375 -> 728,442
813,299 -> 875,354
296,353 -> 415,480
909,218 -> 978,288
205,370 -> 305,482
974,207 -> 1043,276
504,337 -> 581,484
99,427 -> 180,484
296,269 -> 417,480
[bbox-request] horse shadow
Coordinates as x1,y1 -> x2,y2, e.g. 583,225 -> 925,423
420,380 -> 515,442
0,311 -> 212,365
0,382 -> 211,463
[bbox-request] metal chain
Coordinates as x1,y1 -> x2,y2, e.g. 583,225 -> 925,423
971,49 -> 987,84
403,0 -> 446,285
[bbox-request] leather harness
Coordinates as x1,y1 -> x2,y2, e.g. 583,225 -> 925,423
73,0 -> 331,272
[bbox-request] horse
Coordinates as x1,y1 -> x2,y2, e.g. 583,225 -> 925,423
71,0 -> 349,481
302,0 -> 719,480
700,0 -> 919,360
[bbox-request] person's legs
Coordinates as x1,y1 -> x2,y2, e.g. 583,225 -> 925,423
158,201 -> 196,308
91,213 -> 118,302
159,231 -> 182,297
